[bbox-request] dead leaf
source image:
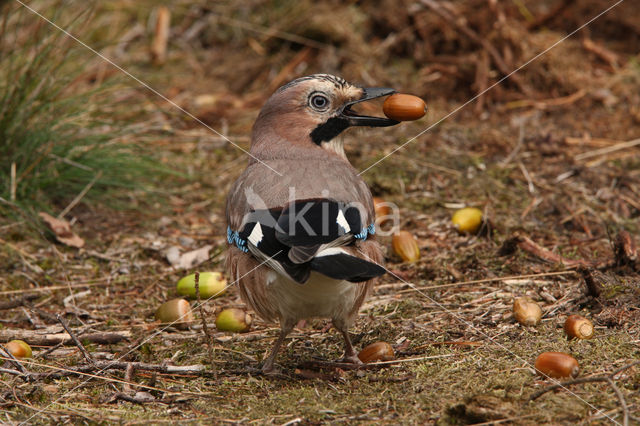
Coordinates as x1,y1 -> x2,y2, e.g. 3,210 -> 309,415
165,245 -> 212,269
38,212 -> 85,248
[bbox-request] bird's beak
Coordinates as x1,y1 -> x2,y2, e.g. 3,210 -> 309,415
340,87 -> 400,127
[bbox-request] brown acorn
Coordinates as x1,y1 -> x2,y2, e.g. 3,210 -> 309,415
512,297 -> 542,326
392,231 -> 420,262
535,352 -> 579,378
155,298 -> 194,330
383,94 -> 427,121
5,340 -> 32,358
373,197 -> 392,226
358,341 -> 395,363
564,315 -> 594,340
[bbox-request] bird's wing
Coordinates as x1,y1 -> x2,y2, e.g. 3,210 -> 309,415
236,198 -> 384,284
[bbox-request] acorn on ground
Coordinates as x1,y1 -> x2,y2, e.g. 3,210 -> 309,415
155,298 -> 194,330
215,308 -> 252,333
5,340 -> 32,358
513,297 -> 542,326
392,231 -> 420,262
452,207 -> 483,234
564,315 -> 594,340
177,271 -> 227,299
358,341 -> 395,363
535,352 -> 579,378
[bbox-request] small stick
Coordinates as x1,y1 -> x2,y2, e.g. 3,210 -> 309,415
150,6 -> 171,65
614,230 -> 638,269
606,377 -> 629,426
37,341 -> 65,358
579,268 -> 602,298
0,357 -> 209,379
123,363 -> 135,394
530,376 -> 610,400
0,328 -> 130,346
0,294 -> 39,310
195,272 -> 216,373
56,314 -> 96,366
575,138 -> 640,161
0,367 -> 26,377
609,360 -> 640,378
58,170 -> 102,219
420,0 -> 534,96
502,233 -> 592,268
530,361 -> 639,426
108,392 -> 157,405
582,38 -> 619,69
10,162 -> 16,201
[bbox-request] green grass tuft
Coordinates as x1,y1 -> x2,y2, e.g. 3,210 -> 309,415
0,2 -> 166,230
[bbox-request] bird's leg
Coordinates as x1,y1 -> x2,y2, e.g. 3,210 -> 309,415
261,320 -> 294,374
333,320 -> 362,364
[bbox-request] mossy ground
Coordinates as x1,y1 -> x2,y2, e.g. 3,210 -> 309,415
2,1 -> 639,424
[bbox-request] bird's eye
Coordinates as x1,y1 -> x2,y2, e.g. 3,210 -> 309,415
309,93 -> 330,111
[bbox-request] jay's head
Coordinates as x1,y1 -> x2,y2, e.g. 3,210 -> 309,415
252,74 -> 398,155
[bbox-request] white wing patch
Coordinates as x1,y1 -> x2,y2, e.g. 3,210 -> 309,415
315,247 -> 347,258
248,223 -> 263,246
336,210 -> 350,233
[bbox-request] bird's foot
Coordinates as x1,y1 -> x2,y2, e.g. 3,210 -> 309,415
337,354 -> 363,365
261,362 -> 283,375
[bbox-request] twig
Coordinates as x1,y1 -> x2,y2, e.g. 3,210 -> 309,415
606,377 -> 629,426
530,361 -> 640,426
614,230 -> 638,269
473,50 -> 489,113
58,170 -> 102,219
0,367 -> 26,377
518,161 -> 535,194
150,6 -> 170,65
10,162 -> 16,201
0,328 -> 130,346
37,341 -> 65,358
0,358 -> 207,379
108,392 -> 151,405
527,0 -> 572,30
62,290 -> 92,309
56,314 -> 97,366
530,376 -> 612,400
195,271 -> 216,373
0,294 -> 39,310
396,271 -> 576,294
575,138 -> 640,161
582,38 -> 619,69
502,89 -> 586,110
420,0 -> 534,96
300,353 -> 455,370
500,233 -> 594,268
123,363 -> 135,394
609,361 -> 640,378
0,345 -> 28,375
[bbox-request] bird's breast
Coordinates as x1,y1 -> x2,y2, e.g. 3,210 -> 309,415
266,271 -> 358,321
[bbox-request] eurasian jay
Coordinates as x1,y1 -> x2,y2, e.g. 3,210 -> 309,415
225,74 -> 399,373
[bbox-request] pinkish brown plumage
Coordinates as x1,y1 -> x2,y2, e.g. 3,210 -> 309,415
225,74 -> 398,372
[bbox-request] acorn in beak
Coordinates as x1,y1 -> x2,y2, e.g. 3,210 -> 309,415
340,87 -> 399,127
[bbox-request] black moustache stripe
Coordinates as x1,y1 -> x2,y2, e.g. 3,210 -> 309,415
310,117 -> 350,145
